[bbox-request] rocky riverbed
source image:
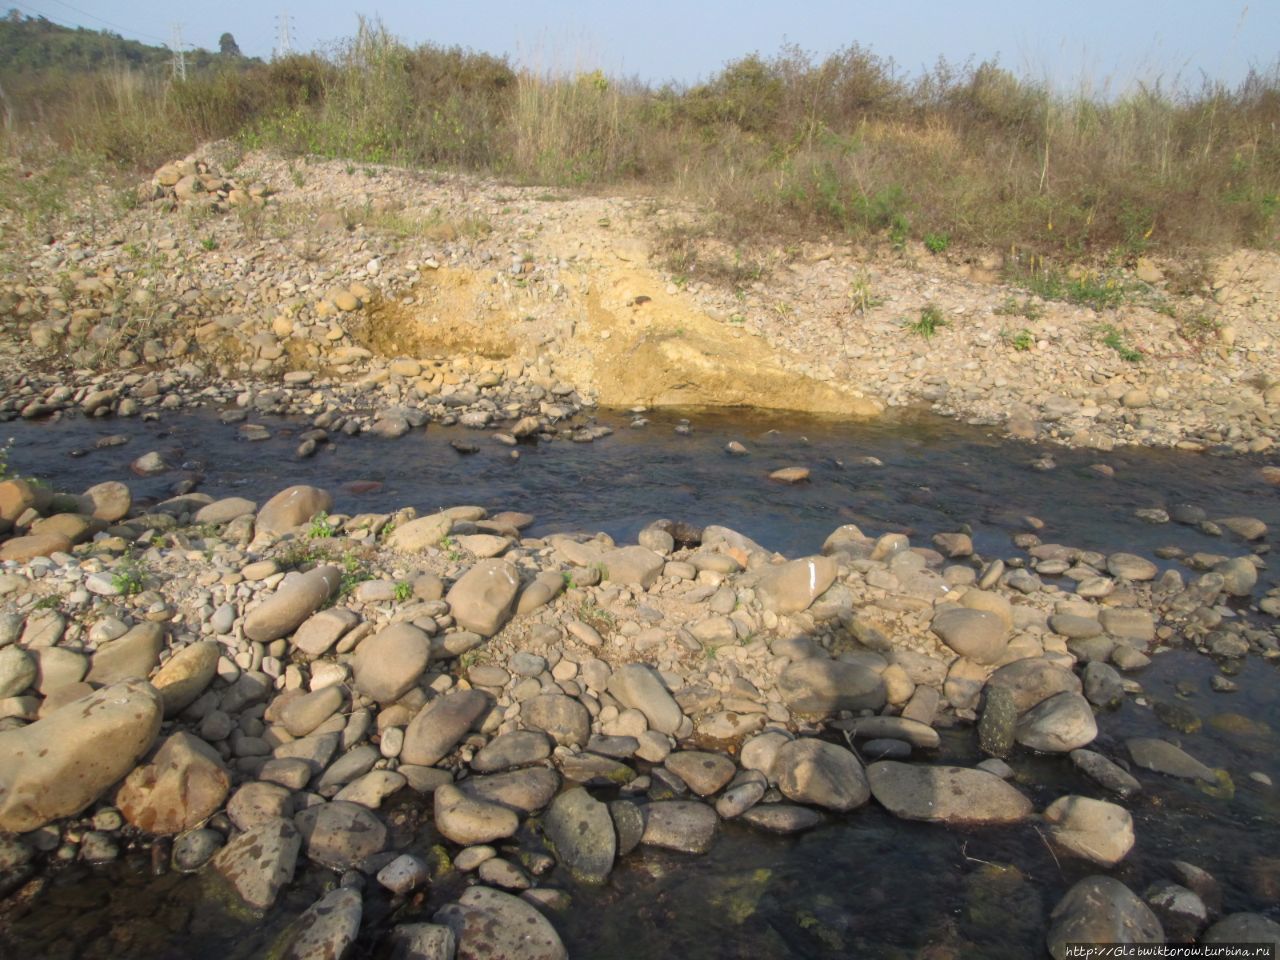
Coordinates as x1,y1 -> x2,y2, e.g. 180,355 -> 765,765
3,146 -> 1280,450
0,446 -> 1278,958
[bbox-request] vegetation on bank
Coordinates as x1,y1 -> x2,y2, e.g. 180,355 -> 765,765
1,15 -> 1277,262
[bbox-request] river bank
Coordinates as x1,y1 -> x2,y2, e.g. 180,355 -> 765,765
3,147 -> 1280,453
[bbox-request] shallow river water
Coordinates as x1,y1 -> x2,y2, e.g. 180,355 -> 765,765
1,406 -> 1277,959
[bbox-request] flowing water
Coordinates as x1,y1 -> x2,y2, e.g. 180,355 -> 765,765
2,406 -> 1278,959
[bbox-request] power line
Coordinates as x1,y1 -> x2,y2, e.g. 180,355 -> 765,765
275,9 -> 295,59
20,0 -> 172,46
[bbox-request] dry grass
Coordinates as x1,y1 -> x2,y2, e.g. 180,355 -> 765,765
1,23 -> 1277,261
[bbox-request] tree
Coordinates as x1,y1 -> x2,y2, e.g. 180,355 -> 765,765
218,32 -> 241,57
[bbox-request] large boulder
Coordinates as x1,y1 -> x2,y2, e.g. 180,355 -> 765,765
985,657 -> 1082,714
774,738 -> 869,811
931,607 -> 1009,664
756,556 -> 838,613
401,690 -> 490,767
867,761 -> 1032,824
1046,876 -> 1162,959
1042,795 -> 1134,866
445,559 -> 520,637
0,679 -> 162,832
437,886 -> 567,960
244,566 -> 340,643
543,786 -> 616,883
151,641 -> 220,716
295,801 -> 388,870
778,658 -> 886,716
1015,692 -> 1097,752
86,622 -> 165,686
209,817 -> 300,912
352,622 -> 431,702
606,663 -> 683,735
256,485 -> 333,537
116,731 -> 230,835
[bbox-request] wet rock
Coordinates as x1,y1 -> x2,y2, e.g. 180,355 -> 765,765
1202,914 -> 1280,949
280,887 -> 362,960
842,716 -> 939,749
0,679 -> 162,832
774,739 -> 869,811
1216,557 -> 1258,597
1099,607 -> 1154,644
378,853 -> 430,895
434,783 -> 519,845
543,786 -> 616,883
1070,749 -> 1142,798
986,657 -> 1082,713
116,731 -> 230,835
756,556 -> 838,613
353,622 -> 431,702
457,769 -> 560,814
256,485 -> 333,537
978,685 -> 1018,758
172,828 -> 224,872
1107,553 -> 1158,581
640,800 -> 717,854
446,559 -> 520,637
1126,737 -> 1216,782
244,566 -> 340,642
295,800 -> 388,870
210,817 -> 301,912
436,886 -> 567,960
1082,661 -> 1125,708
607,663 -> 683,735
739,804 -> 824,834
931,607 -> 1008,664
1046,876 -> 1162,959
777,657 -> 886,716
1144,881 -> 1208,941
1043,795 -> 1135,866
472,731 -> 552,773
387,923 -> 456,960
665,750 -> 736,796
867,761 -> 1032,824
1015,692 -> 1097,752
228,781 -> 294,830
402,689 -> 490,766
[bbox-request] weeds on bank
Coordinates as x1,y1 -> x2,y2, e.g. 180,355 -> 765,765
307,511 -> 336,539
111,552 -> 146,596
848,272 -> 883,315
1097,324 -> 1143,362
906,304 -> 947,339
1001,327 -> 1035,351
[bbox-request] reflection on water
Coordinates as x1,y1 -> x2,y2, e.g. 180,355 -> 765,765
1,406 -> 1278,958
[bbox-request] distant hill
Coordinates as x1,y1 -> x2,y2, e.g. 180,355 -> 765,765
0,11 -> 257,74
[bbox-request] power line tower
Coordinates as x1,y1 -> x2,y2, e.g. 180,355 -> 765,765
275,10 -> 295,59
169,23 -> 187,81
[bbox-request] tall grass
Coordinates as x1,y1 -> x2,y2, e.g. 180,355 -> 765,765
2,22 -> 1277,258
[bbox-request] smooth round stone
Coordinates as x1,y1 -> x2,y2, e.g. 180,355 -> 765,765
774,738 -> 869,812
930,607 -> 1008,664
867,761 -> 1032,824
738,804 -> 824,834
434,784 -> 518,845
664,751 -> 736,797
543,786 -> 616,884
377,853 -> 430,894
294,800 -> 388,870
1015,692 -> 1098,752
1106,553 -> 1158,581
471,730 -> 552,773
640,801 -> 717,854
521,694 -> 591,747
172,828 -> 225,872
1202,914 -> 1280,949
437,887 -> 567,960
1043,795 -> 1135,866
1047,876 -> 1162,959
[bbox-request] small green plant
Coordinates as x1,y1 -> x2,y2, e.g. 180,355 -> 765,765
994,296 -> 1043,321
1002,327 -> 1035,351
849,272 -> 883,315
0,437 -> 12,480
394,580 -> 413,602
288,164 -> 306,188
578,597 -> 616,633
111,555 -> 145,596
337,551 -> 372,598
1097,324 -> 1143,362
1178,311 -> 1220,343
561,570 -> 577,589
34,594 -> 62,611
440,535 -> 463,563
923,232 -> 949,254
345,164 -> 356,175
199,234 -> 218,252
907,304 -> 947,339
307,511 -> 336,539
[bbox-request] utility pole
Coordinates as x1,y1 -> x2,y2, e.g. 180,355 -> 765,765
275,10 -> 294,59
169,23 -> 187,81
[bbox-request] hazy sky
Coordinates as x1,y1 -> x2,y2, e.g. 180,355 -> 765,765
12,0 -> 1278,91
